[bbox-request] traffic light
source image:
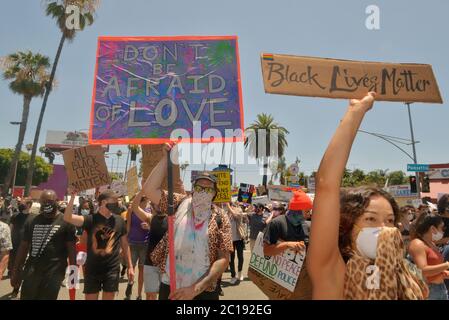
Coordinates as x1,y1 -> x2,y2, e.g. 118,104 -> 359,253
422,175 -> 430,193
409,176 -> 417,194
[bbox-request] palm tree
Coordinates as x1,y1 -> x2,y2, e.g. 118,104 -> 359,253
24,0 -> 99,196
245,113 -> 289,187
1,51 -> 51,196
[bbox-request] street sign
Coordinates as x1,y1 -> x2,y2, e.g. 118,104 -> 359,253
407,164 -> 429,172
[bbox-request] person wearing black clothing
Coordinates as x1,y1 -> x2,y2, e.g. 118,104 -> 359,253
263,190 -> 313,300
11,190 -> 76,300
64,188 -> 134,300
130,190 -> 168,300
8,198 -> 33,297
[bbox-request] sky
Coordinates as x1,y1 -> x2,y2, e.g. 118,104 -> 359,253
0,0 -> 448,189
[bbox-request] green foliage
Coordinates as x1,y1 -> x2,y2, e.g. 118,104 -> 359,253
0,149 -> 52,186
341,168 -> 408,188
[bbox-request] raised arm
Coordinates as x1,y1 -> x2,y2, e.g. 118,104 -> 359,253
63,188 -> 84,227
131,190 -> 152,223
307,93 -> 376,294
142,142 -> 176,207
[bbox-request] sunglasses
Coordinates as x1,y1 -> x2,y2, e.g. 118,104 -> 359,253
193,185 -> 215,194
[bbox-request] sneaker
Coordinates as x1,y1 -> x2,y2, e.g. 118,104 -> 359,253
238,272 -> 244,281
10,289 -> 19,299
229,277 -> 238,285
136,296 -> 142,300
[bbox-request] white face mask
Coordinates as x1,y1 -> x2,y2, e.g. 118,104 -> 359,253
432,230 -> 444,242
192,191 -> 214,225
81,209 -> 90,216
355,227 -> 382,260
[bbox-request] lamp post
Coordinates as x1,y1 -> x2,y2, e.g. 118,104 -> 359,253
116,150 -> 123,179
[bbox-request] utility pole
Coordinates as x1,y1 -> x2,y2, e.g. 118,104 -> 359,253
406,102 -> 420,197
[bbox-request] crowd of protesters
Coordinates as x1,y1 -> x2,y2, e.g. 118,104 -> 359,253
1,96 -> 449,301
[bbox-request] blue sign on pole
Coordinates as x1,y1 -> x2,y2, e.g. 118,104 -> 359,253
407,164 -> 429,172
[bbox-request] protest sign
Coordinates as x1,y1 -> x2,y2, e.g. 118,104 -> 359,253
261,54 -> 442,103
141,144 -> 184,194
110,180 -> 127,196
238,183 -> 255,203
30,189 -> 43,200
212,171 -> 231,203
248,232 -> 306,298
90,36 -> 244,145
126,166 -> 139,196
62,145 -> 110,191
268,185 -> 295,202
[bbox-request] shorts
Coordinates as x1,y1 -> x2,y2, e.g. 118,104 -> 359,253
21,269 -> 65,300
144,265 -> 161,293
83,270 -> 120,294
130,243 -> 147,267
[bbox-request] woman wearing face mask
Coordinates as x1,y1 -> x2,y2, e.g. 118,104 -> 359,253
144,143 -> 234,300
409,214 -> 449,300
307,92 -> 427,300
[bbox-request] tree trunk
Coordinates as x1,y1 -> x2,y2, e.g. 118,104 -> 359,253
24,33 -> 66,196
262,162 -> 268,187
2,96 -> 32,196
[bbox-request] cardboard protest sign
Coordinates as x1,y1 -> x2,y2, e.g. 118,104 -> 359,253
238,183 -> 255,203
62,145 -> 111,191
268,185 -> 295,202
110,180 -> 127,196
126,166 -> 139,196
90,36 -> 244,145
30,189 -> 43,200
211,171 -> 231,203
261,54 -> 442,103
141,144 -> 184,194
248,232 -> 306,298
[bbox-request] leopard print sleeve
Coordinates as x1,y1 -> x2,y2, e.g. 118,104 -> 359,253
159,190 -> 187,215
219,209 -> 234,253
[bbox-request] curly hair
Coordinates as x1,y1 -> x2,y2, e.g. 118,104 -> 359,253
339,186 -> 400,261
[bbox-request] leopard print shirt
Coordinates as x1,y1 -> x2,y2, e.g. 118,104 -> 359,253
151,190 -> 234,292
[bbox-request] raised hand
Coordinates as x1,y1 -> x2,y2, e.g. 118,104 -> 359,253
349,91 -> 376,113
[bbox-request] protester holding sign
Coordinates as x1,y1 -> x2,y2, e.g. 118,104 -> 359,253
144,143 -> 233,300
11,190 -> 77,300
307,92 -> 427,299
262,190 -> 312,299
409,214 -> 449,300
63,188 -> 134,300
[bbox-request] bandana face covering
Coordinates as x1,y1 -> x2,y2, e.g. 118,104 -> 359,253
192,191 -> 214,226
41,201 -> 57,215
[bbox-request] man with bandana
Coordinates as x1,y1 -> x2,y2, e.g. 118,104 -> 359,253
263,189 -> 313,299
11,190 -> 77,300
144,142 -> 234,300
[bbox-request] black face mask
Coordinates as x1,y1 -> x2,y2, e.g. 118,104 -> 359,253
41,201 -> 57,215
106,203 -> 121,214
18,204 -> 28,212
